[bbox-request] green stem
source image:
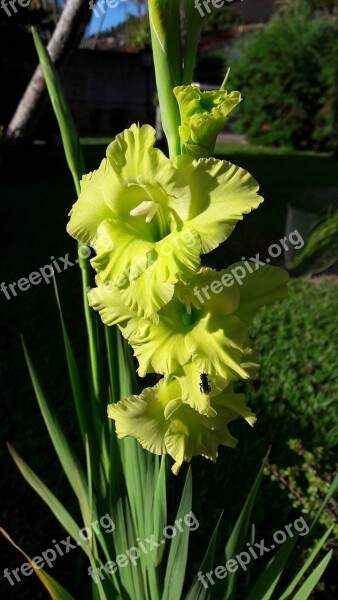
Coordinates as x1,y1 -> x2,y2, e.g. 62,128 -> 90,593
105,325 -> 121,403
182,20 -> 202,85
148,0 -> 182,158
78,242 -> 102,401
182,0 -> 203,86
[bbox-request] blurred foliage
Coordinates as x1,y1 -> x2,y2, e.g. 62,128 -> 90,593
266,439 -> 338,547
123,13 -> 150,50
291,208 -> 338,274
101,12 -> 150,50
231,10 -> 338,151
276,0 -> 338,16
100,4 -> 242,51
201,6 -> 244,30
242,279 -> 338,450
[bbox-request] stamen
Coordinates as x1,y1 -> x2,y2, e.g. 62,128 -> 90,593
128,180 -> 168,237
181,295 -> 192,315
190,296 -> 202,311
130,200 -> 159,223
145,203 -> 159,223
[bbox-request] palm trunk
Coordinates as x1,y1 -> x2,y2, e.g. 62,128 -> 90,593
5,0 -> 90,143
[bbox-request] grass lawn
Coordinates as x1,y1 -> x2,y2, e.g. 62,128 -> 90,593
1,142 -> 337,598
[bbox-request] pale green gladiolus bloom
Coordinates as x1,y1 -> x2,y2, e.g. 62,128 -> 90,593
127,265 -> 289,390
173,85 -> 242,158
89,264 -> 289,416
108,377 -> 256,474
67,124 -> 263,318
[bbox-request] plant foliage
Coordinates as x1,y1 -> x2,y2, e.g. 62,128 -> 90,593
232,11 -> 338,151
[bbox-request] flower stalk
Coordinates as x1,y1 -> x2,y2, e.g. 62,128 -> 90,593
182,0 -> 203,85
148,0 -> 182,157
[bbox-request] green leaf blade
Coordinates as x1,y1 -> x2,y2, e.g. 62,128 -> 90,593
221,452 -> 269,600
162,468 -> 192,600
291,551 -> 333,600
278,526 -> 334,600
7,445 -> 89,556
22,340 -> 89,502
31,27 -> 85,192
246,536 -> 297,600
185,511 -> 223,600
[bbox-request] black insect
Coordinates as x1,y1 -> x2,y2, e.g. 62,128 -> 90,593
199,373 -> 211,395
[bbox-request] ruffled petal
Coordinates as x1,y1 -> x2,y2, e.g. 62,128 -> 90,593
186,315 -> 249,381
132,304 -> 192,376
91,221 -> 202,319
120,264 -> 288,382
67,159 -> 112,246
87,278 -> 133,325
175,155 -> 263,254
91,218 -> 155,284
87,278 -> 148,343
174,362 -> 219,417
167,385 -> 256,473
107,379 -> 179,455
234,263 -> 290,325
121,228 -> 202,318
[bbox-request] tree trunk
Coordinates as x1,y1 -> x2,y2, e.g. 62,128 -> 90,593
5,0 -> 90,142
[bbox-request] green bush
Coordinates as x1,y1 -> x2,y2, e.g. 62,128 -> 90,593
231,12 -> 338,150
243,278 -> 338,449
267,439 -> 338,546
202,6 -> 243,30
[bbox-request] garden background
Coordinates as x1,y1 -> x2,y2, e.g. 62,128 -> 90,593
0,0 -> 337,598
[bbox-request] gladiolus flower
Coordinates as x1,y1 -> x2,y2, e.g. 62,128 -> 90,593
89,264 -> 289,415
108,377 -> 256,474
67,124 -> 263,318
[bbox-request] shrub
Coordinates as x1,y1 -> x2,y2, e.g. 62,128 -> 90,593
231,12 -> 338,151
244,278 -> 338,449
202,6 -> 243,31
266,439 -> 338,546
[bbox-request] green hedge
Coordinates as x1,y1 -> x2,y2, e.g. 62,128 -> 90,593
231,13 -> 338,151
244,278 -> 338,449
